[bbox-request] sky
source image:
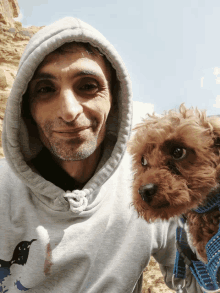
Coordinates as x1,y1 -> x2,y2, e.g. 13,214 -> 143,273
15,0 -> 220,119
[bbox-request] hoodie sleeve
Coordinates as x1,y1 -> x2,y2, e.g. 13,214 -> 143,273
152,219 -> 203,293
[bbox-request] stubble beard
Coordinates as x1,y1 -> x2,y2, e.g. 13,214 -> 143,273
49,137 -> 98,161
38,120 -> 106,162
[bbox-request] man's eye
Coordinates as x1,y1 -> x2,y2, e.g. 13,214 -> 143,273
81,84 -> 97,90
79,82 -> 99,94
37,86 -> 55,94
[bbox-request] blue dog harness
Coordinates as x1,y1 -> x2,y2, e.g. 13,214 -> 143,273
173,193 -> 220,292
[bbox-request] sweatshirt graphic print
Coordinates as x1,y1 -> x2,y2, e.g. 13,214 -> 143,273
0,239 -> 36,292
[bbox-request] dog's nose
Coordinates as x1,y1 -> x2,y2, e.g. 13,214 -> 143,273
138,183 -> 158,203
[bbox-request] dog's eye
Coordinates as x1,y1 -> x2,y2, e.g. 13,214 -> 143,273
172,147 -> 187,160
141,156 -> 148,166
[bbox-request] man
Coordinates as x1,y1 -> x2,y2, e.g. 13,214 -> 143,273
0,17 -> 202,292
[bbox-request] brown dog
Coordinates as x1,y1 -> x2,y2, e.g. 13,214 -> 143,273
128,104 -> 220,262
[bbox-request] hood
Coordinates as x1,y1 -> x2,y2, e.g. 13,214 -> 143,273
2,17 -> 132,214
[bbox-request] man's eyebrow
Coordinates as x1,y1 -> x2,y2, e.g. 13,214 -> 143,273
31,72 -> 56,81
32,70 -> 101,81
75,70 -> 101,77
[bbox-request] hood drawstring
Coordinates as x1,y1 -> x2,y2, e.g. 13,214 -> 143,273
64,189 -> 90,213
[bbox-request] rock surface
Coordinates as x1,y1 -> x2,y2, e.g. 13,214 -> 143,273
0,0 -> 19,27
0,2 -> 174,293
0,1 -> 43,157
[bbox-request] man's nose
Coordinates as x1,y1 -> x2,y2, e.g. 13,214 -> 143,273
59,89 -> 83,122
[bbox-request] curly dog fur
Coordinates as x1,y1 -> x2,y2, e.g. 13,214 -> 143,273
128,104 -> 220,262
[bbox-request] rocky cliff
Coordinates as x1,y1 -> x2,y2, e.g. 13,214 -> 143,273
0,0 -> 19,27
0,0 -> 42,157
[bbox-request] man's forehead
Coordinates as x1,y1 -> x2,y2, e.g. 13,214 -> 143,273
41,46 -> 98,66
36,43 -> 107,73
31,42 -> 112,84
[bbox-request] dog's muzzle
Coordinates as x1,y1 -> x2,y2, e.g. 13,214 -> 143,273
138,183 -> 158,203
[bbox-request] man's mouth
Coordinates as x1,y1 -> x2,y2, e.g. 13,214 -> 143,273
55,126 -> 90,133
53,127 -> 91,137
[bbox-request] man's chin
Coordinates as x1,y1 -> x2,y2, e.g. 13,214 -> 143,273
49,142 -> 97,161
53,152 -> 92,161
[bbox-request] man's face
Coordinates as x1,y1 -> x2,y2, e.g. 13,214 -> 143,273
28,45 -> 112,161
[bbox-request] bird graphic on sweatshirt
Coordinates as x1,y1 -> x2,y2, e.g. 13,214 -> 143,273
0,239 -> 37,292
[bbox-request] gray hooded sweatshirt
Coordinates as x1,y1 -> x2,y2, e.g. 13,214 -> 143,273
0,17 -> 202,293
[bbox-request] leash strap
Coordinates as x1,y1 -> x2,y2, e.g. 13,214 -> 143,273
173,227 -> 187,279
173,226 -> 220,291
173,193 -> 220,291
194,193 -> 220,213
